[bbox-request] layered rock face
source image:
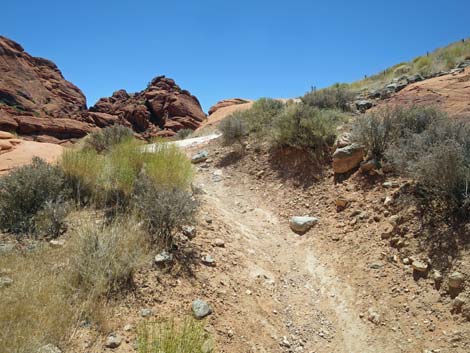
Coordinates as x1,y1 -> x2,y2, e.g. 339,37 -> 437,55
0,36 -> 92,140
89,76 -> 206,138
0,36 -> 206,141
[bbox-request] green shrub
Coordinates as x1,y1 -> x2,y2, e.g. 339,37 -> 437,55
68,219 -> 149,299
352,106 -> 445,160
83,124 -> 134,153
61,140 -> 193,207
175,129 -> 193,140
137,317 -> 211,353
245,98 -> 285,134
132,175 -> 197,248
0,158 -> 70,234
302,85 -> 354,112
219,113 -> 247,145
272,104 -> 344,159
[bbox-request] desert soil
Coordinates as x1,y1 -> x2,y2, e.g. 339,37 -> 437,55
72,137 -> 469,353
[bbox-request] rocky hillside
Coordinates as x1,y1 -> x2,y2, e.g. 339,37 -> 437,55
0,36 -> 206,142
89,76 -> 206,138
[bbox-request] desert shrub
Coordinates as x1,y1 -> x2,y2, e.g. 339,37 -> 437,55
302,85 -> 354,112
352,106 -> 445,160
0,158 -> 70,234
83,124 -> 134,153
0,248 -> 77,353
272,103 -> 344,159
68,219 -> 149,300
219,113 -> 247,145
33,200 -> 71,239
137,317 -> 211,353
386,120 -> 470,218
132,175 -> 197,248
61,140 -> 193,207
175,129 -> 193,140
245,98 -> 285,134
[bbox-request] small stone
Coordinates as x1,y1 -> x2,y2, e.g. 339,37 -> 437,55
449,272 -> 465,290
335,197 -> 349,209
205,217 -> 213,224
281,337 -> 291,348
367,308 -> 380,325
49,239 -> 66,248
453,294 -> 466,311
0,276 -> 13,288
289,216 -> 319,234
192,299 -> 212,319
381,223 -> 395,239
124,324 -> 133,332
154,251 -> 173,264
182,226 -> 197,239
412,260 -> 429,273
382,181 -> 398,188
140,308 -> 153,317
37,344 -> 62,353
245,289 -> 252,295
402,258 -> 411,265
431,270 -> 443,284
213,239 -> 225,247
191,150 -> 209,164
202,255 -> 216,266
384,196 -> 393,206
105,333 -> 122,348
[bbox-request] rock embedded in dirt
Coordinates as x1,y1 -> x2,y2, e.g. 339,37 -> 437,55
412,260 -> 429,273
332,143 -> 364,174
202,255 -> 216,266
154,251 -> 173,265
37,344 -> 62,353
213,238 -> 225,247
192,299 -> 212,319
105,333 -> 122,348
384,196 -> 393,207
0,276 -> 13,288
140,308 -> 153,318
182,225 -> 197,239
431,270 -> 443,284
49,239 -> 66,248
355,99 -> 373,112
448,271 -> 465,290
360,159 -> 378,173
367,308 -> 381,325
191,150 -> 209,164
289,216 -> 319,234
335,197 -> 349,210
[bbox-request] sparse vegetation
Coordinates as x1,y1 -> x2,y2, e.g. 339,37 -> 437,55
132,175 -> 197,248
175,128 -> 193,140
137,317 -> 211,353
272,104 -> 345,159
352,105 -> 470,219
83,124 -> 134,153
219,113 -> 247,146
302,84 -> 354,112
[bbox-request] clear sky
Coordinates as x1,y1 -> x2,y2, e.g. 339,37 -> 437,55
2,0 -> 470,112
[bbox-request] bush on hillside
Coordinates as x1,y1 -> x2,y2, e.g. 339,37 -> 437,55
302,85 -> 354,112
272,103 -> 344,160
33,200 -> 71,238
244,98 -> 285,134
0,158 -> 70,234
219,113 -> 248,146
132,175 -> 197,248
351,106 -> 445,160
175,128 -> 193,140
83,124 -> 134,153
68,219 -> 149,299
386,119 -> 470,218
137,317 -> 209,353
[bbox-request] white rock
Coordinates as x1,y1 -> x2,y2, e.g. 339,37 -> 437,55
289,216 -> 319,234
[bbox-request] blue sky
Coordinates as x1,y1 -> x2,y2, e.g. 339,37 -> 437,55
2,0 -> 470,112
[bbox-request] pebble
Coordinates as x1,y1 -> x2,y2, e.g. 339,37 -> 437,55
0,276 -> 13,288
105,333 -> 122,348
213,239 -> 225,247
192,299 -> 213,319
37,344 -> 62,353
140,308 -> 153,317
154,251 -> 173,264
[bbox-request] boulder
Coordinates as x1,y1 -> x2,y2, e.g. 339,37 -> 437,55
449,272 -> 465,290
289,216 -> 319,234
355,100 -> 373,112
332,144 -> 364,174
191,150 -> 209,164
208,98 -> 251,115
105,333 -> 122,349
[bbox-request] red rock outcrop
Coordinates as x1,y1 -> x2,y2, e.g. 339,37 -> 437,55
89,76 -> 207,138
0,36 -> 207,141
0,36 -> 94,139
208,98 -> 251,115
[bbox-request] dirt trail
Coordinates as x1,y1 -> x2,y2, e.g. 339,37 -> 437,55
195,165 -> 395,353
